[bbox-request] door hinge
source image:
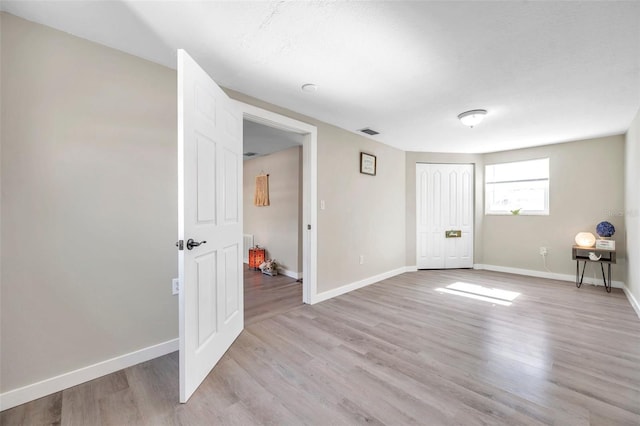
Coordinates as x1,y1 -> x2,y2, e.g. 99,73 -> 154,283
307,224 -> 311,230
175,240 -> 184,250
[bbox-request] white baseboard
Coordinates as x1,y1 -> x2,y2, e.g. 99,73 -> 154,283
473,264 -> 625,289
405,265 -> 418,272
623,286 -> 640,319
311,266 -> 410,304
278,267 -> 302,280
0,338 -> 178,411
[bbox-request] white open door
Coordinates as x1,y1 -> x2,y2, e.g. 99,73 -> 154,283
416,163 -> 473,269
177,49 -> 243,403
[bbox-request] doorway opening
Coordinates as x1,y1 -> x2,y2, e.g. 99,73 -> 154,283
242,120 -> 302,323
238,101 -> 318,305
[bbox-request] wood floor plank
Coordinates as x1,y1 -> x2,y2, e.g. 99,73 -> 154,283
60,370 -> 129,426
228,330 -> 359,425
2,269 -> 639,425
0,391 -> 62,426
243,267 -> 303,325
213,357 -> 301,425
96,387 -> 142,425
123,352 -> 179,425
242,323 -> 384,425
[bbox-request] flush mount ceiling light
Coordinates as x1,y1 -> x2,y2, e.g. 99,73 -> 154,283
301,83 -> 317,93
458,109 -> 487,128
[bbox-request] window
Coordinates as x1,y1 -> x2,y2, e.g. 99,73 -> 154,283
485,158 -> 549,215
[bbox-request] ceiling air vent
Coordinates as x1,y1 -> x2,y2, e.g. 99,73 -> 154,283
359,128 -> 379,136
243,152 -> 258,157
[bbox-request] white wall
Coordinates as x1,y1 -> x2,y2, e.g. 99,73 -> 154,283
243,147 -> 302,275
625,109 -> 640,312
0,13 -> 178,394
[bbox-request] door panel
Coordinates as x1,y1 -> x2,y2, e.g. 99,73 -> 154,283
458,169 -> 474,266
196,135 -> 216,223
447,170 -> 457,226
223,244 -> 239,321
178,49 -> 243,403
222,148 -> 239,223
196,253 -> 217,345
416,163 -> 474,269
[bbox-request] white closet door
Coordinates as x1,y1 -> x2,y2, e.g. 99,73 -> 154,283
416,163 -> 474,269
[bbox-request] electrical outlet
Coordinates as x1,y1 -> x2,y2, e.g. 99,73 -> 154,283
359,255 -> 364,265
539,247 -> 548,256
172,278 -> 179,295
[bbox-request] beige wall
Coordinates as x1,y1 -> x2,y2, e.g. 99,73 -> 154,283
482,136 -> 626,281
0,14 -> 178,392
226,90 -> 407,293
1,12 -> 408,394
405,152 -> 485,266
317,127 -> 406,292
406,137 -> 627,284
625,109 -> 640,304
243,147 -> 302,274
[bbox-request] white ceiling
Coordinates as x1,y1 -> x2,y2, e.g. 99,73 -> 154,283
243,120 -> 303,160
3,1 -> 639,154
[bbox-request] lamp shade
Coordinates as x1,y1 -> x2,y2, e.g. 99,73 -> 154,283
248,246 -> 265,269
575,232 -> 596,247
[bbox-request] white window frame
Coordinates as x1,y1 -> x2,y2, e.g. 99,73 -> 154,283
485,158 -> 549,216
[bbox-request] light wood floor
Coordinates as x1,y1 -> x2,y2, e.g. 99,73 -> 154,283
243,267 -> 302,325
2,269 -> 639,425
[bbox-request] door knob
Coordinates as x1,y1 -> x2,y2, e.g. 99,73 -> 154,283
186,239 -> 207,250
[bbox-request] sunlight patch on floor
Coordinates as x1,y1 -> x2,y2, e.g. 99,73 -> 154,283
435,282 -> 521,306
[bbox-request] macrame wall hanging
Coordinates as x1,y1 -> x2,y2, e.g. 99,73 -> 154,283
254,173 -> 270,207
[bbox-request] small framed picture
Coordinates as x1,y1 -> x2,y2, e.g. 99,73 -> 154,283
360,152 -> 376,176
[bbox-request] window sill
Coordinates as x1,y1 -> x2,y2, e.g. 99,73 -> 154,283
485,211 -> 549,216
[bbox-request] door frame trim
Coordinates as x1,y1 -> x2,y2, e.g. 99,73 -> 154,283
236,101 -> 318,304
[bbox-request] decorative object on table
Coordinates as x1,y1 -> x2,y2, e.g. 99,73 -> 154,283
360,152 -> 376,176
248,245 -> 265,270
510,208 -> 521,215
254,173 -> 270,206
259,259 -> 279,276
588,252 -> 602,261
596,239 -> 616,250
574,232 -> 596,247
595,221 -> 616,250
596,221 -> 615,237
